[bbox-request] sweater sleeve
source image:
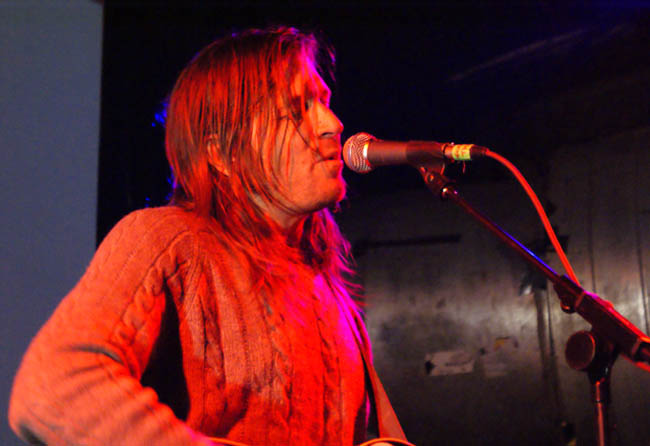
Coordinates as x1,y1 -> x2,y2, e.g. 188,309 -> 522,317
8,209 -> 215,446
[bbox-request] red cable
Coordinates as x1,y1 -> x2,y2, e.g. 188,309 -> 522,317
485,150 -> 581,287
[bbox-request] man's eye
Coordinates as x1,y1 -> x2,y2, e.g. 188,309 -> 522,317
289,97 -> 312,119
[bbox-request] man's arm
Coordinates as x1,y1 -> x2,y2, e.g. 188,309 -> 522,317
8,209 -> 214,446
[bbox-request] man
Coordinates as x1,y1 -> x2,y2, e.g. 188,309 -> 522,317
9,27 -> 371,445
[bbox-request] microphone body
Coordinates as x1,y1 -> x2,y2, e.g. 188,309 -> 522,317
343,132 -> 488,173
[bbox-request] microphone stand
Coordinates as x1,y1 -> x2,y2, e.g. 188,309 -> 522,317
419,166 -> 650,446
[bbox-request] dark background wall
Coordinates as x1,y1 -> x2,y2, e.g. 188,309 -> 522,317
96,2 -> 650,240
4,1 -> 650,445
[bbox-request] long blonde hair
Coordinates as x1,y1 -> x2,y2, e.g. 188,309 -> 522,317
165,27 -> 359,306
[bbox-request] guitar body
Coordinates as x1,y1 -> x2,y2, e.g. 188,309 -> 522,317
208,436 -> 415,446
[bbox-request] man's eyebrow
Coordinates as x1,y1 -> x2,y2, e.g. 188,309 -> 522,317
289,80 -> 331,106
321,85 -> 332,101
311,83 -> 331,103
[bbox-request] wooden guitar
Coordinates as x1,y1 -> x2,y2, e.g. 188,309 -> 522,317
208,437 -> 415,446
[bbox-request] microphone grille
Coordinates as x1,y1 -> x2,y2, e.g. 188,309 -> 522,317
343,132 -> 375,173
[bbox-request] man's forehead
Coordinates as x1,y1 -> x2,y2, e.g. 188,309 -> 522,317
291,61 -> 330,97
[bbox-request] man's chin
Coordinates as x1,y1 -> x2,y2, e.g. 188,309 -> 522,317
310,187 -> 346,214
330,180 -> 347,205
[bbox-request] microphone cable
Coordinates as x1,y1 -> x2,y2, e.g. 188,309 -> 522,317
484,149 -> 581,287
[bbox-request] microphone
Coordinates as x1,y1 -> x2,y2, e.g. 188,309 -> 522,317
343,132 -> 489,173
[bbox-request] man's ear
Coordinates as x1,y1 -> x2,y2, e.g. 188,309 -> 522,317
207,137 -> 230,176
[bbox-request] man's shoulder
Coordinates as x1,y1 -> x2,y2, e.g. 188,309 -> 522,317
103,206 -> 213,250
76,206 -> 223,295
119,206 -> 203,229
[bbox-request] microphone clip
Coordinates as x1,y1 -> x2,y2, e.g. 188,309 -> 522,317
417,163 -> 456,201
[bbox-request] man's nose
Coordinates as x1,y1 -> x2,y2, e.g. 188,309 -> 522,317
317,103 -> 344,138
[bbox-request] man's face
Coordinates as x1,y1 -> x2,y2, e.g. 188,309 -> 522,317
264,58 -> 345,228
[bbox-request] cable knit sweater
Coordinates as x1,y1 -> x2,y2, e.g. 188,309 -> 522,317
9,206 -> 369,445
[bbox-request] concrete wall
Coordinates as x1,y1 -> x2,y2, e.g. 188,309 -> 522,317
338,126 -> 650,445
